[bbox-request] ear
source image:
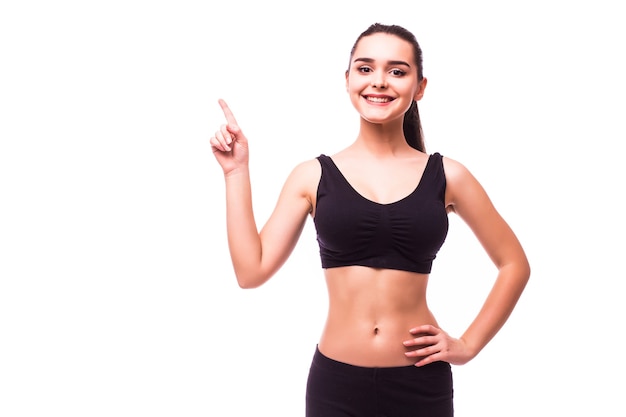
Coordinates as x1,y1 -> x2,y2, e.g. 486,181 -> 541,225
345,70 -> 349,92
414,77 -> 428,101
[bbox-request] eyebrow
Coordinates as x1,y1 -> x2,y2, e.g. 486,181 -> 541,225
353,57 -> 412,67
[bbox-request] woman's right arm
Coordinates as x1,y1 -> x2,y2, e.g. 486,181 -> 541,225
210,99 -> 317,288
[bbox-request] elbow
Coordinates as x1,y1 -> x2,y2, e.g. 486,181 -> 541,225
235,271 -> 270,289
237,280 -> 261,290
516,258 -> 531,289
522,257 -> 531,281
511,246 -> 531,284
231,258 -> 277,289
498,255 -> 531,288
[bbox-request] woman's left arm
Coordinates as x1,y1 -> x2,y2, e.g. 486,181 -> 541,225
446,156 -> 531,358
404,156 -> 531,366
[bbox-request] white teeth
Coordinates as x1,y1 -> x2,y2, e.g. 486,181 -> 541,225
366,96 -> 391,103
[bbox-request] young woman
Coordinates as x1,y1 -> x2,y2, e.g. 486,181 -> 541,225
210,23 -> 530,417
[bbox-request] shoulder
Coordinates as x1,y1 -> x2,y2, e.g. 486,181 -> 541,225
434,152 -> 469,174
288,156 -> 323,181
439,154 -> 473,182
439,154 -> 489,212
281,157 -> 322,200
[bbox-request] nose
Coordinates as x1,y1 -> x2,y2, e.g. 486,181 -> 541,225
371,71 -> 387,88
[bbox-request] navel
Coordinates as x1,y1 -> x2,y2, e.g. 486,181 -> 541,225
373,327 -> 379,335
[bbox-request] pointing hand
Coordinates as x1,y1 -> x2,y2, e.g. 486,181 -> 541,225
210,99 -> 250,174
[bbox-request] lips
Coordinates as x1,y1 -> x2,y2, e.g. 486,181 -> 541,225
364,95 -> 395,103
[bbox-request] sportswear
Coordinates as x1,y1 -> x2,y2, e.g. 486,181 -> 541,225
306,346 -> 453,417
313,152 -> 448,274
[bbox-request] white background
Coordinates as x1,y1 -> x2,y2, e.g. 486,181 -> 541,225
1,1 -> 624,416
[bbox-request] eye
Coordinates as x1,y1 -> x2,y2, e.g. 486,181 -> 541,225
357,66 -> 373,73
390,69 -> 406,76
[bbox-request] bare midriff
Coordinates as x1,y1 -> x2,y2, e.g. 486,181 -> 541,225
317,265 -> 438,367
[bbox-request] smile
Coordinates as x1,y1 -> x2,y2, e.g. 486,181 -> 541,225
364,95 -> 395,103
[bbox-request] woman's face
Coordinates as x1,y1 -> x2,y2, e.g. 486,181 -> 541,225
346,33 -> 426,125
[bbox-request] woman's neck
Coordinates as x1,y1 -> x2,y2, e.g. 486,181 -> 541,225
354,117 -> 410,155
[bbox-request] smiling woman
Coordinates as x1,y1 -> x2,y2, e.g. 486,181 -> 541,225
209,22 -> 530,417
346,30 -> 427,138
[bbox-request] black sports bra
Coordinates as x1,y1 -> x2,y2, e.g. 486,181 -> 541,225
313,153 -> 448,274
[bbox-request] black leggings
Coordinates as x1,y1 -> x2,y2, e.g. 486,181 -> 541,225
306,346 -> 454,417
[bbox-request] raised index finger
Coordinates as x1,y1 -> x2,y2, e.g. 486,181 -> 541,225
218,99 -> 239,126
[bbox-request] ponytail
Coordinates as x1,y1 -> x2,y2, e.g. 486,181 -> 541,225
403,100 -> 425,152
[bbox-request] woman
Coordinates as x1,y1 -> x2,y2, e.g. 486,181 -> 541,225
210,23 -> 530,417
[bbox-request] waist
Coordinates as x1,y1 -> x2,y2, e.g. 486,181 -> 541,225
311,345 -> 451,375
319,313 -> 437,367
321,266 -> 436,367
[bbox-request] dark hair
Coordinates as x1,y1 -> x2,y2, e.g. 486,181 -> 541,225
348,23 -> 426,152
